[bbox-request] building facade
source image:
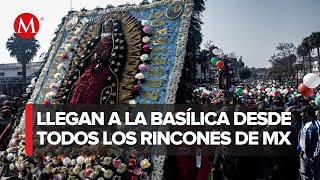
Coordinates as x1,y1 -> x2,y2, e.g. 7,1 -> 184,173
0,62 -> 41,96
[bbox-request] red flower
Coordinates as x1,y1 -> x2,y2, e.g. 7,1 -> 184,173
62,54 -> 68,60
129,158 -> 136,167
44,100 -> 50,107
143,44 -> 150,52
133,85 -> 141,91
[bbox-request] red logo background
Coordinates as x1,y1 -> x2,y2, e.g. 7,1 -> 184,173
14,13 -> 40,39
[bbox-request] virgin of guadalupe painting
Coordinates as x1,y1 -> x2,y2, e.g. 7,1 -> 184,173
67,19 -> 122,104
57,13 -> 143,105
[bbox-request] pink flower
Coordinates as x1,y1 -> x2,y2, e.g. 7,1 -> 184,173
9,141 -> 17,147
85,168 -> 93,177
138,64 -> 147,71
13,132 -> 20,138
72,36 -> 78,42
143,26 -> 152,34
50,83 -> 59,89
112,159 -> 121,168
133,167 -> 142,175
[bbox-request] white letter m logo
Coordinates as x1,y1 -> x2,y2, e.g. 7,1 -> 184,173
18,17 -> 36,33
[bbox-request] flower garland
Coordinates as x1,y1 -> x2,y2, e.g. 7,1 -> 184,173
1,145 -> 152,179
128,20 -> 152,105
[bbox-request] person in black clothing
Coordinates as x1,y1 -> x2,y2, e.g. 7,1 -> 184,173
256,107 -> 299,180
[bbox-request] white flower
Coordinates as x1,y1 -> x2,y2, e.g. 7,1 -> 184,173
135,73 -> 144,80
128,100 -> 137,105
142,36 -> 150,43
73,165 -> 81,175
71,159 -> 76,166
79,170 -> 86,179
77,156 -> 85,164
89,173 -> 96,179
63,157 -> 71,166
103,169 -> 114,179
65,44 -> 73,51
68,167 -> 74,175
52,158 -> 60,165
97,177 -> 104,180
6,153 -> 14,161
75,29 -> 81,35
57,63 -> 65,70
93,165 -> 101,173
140,159 -> 151,169
140,54 -> 149,61
102,157 -> 112,166
85,157 -> 91,165
45,91 -> 56,99
141,20 -> 148,26
54,73 -> 62,79
116,163 -> 126,173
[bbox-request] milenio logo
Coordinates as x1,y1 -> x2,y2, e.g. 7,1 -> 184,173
14,13 -> 40,39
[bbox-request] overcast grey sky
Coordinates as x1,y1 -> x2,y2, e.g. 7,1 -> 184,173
1,0 -> 320,68
201,0 -> 320,67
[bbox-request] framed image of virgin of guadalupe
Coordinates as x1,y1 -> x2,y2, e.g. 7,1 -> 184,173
4,1 -> 195,180
32,1 -> 195,106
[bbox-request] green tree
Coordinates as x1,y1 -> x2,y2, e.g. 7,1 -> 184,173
309,32 -> 320,71
6,33 -> 40,92
267,65 -> 288,82
297,44 -> 308,74
301,37 -> 312,72
269,42 -> 297,81
238,67 -> 252,80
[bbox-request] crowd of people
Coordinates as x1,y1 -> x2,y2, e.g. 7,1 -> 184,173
190,80 -> 320,180
1,80 -> 320,179
0,97 -> 23,151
